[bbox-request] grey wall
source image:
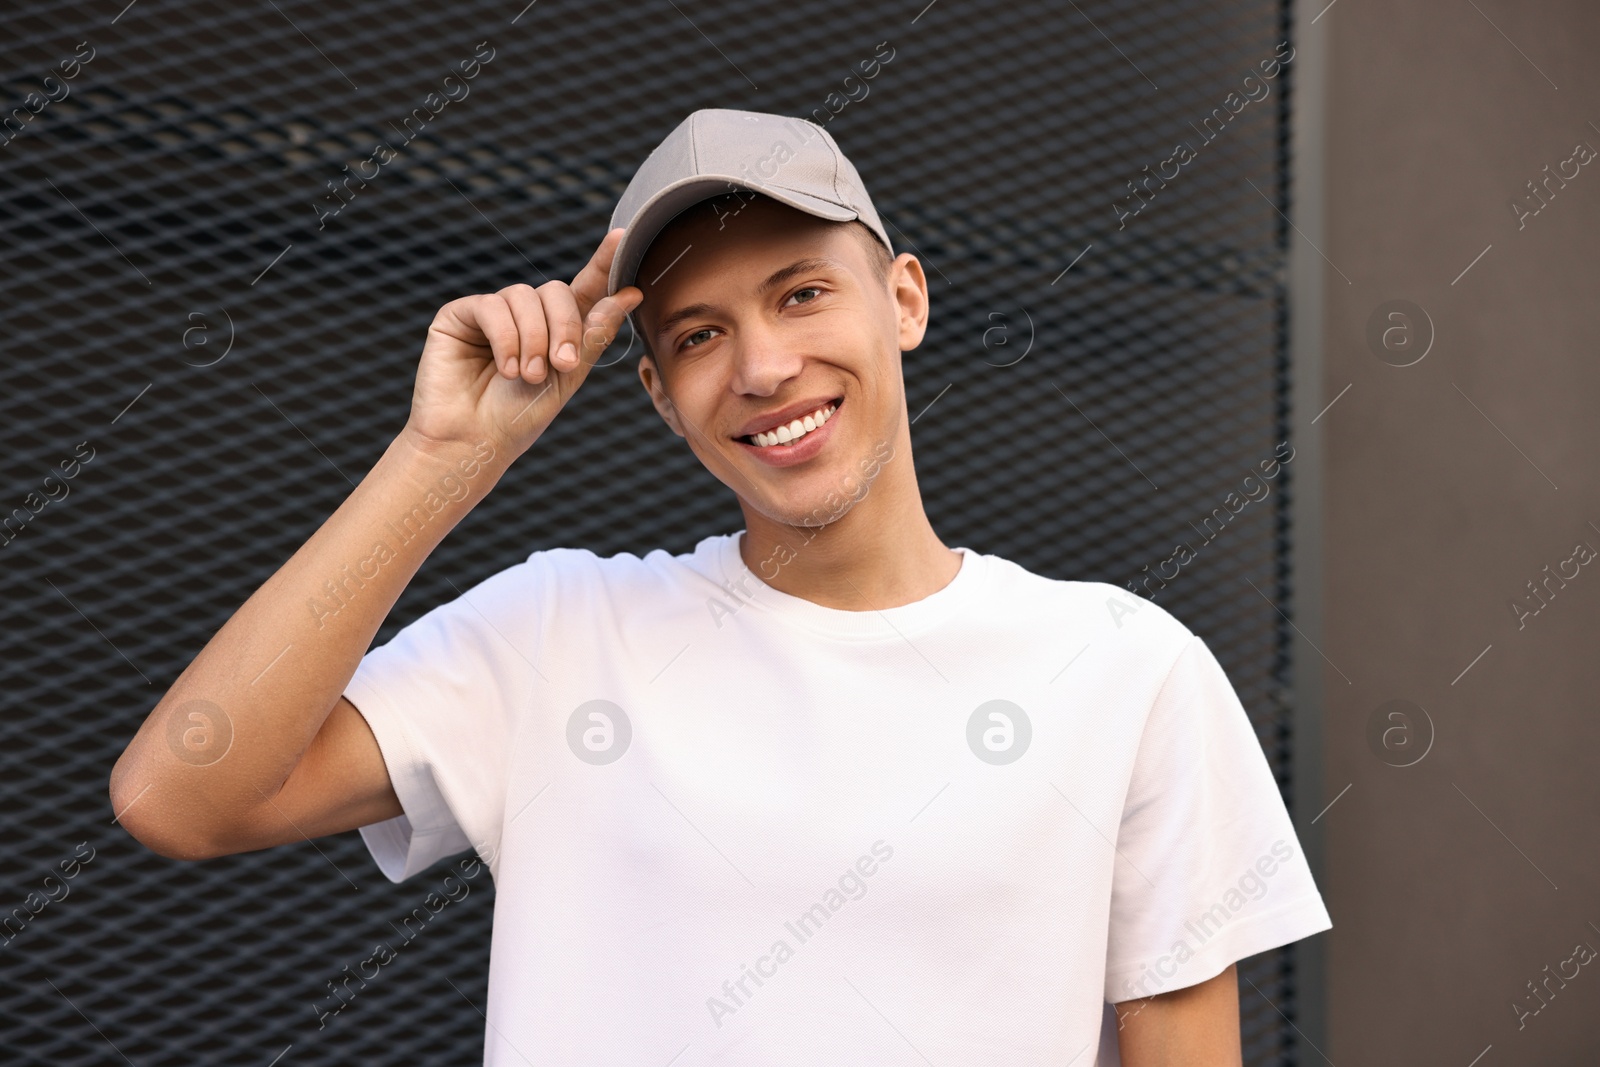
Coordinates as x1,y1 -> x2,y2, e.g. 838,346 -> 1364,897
1298,0 -> 1600,1060
0,2 -> 1310,1063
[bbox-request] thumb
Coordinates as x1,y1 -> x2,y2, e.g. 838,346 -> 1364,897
579,285 -> 645,363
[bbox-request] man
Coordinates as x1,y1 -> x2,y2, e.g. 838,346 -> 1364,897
111,107 -> 1331,1065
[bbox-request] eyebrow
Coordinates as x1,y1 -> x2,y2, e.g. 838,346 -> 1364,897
652,256 -> 847,345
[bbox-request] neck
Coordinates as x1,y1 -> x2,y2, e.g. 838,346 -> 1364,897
734,443 -> 961,611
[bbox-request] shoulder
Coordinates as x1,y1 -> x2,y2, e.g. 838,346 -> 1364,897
976,551 -> 1195,663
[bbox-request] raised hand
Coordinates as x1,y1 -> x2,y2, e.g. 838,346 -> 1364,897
403,226 -> 644,461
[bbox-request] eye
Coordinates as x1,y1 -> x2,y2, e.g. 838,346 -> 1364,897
786,286 -> 823,306
679,327 -> 717,350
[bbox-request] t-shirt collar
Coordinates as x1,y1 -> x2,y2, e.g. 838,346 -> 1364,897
708,529 -> 986,639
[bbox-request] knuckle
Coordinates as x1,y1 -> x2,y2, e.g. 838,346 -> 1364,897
536,282 -> 580,321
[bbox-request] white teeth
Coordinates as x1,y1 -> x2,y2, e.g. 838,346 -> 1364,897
749,402 -> 837,448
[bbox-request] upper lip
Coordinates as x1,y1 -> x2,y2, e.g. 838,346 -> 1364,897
734,395 -> 842,439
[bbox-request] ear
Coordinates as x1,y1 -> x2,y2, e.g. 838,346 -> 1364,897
890,253 -> 929,351
637,353 -> 686,438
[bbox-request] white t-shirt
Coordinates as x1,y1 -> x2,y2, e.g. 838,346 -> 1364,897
345,530 -> 1331,1066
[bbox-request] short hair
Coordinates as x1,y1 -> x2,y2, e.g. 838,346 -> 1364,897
848,219 -> 895,284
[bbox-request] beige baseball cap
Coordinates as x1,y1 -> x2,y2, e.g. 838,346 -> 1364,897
606,107 -> 894,302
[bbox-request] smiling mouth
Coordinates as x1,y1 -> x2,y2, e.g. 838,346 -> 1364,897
738,397 -> 843,448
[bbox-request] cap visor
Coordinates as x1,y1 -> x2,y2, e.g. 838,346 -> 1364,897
608,175 -> 857,296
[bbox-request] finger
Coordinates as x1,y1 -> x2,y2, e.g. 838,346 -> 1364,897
497,282 -> 552,384
538,279 -> 585,373
578,286 -> 644,363
568,227 -> 628,318
470,293 -> 523,379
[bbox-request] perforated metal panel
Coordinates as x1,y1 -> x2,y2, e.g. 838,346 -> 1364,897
1,1 -> 1307,1062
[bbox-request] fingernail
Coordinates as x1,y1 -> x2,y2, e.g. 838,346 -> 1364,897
560,342 -> 577,364
529,355 -> 545,376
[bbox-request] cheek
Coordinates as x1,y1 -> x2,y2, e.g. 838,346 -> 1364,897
671,377 -> 727,440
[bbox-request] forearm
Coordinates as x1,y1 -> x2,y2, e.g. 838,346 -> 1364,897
109,429 -> 505,856
1115,964 -> 1242,1067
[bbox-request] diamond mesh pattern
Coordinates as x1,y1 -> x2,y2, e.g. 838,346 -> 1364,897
0,0 -> 1306,1062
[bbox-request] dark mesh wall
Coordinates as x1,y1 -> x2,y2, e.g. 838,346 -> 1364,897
1,0 -> 1306,1063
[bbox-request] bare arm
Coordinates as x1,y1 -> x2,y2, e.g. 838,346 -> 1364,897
109,229 -> 642,861
1114,963 -> 1242,1067
108,432 -> 501,859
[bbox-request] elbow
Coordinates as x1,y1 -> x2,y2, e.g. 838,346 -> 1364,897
112,807 -> 226,863
108,763 -> 227,863
121,825 -> 221,863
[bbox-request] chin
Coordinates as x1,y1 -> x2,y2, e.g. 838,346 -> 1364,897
781,495 -> 858,529
765,462 -> 880,529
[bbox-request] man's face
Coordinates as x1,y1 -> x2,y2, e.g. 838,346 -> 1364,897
634,194 -> 928,527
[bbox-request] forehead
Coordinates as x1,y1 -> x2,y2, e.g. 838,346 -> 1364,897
636,196 -> 861,338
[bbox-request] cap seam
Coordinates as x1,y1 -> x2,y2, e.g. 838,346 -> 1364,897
830,131 -> 844,203
612,108 -> 884,295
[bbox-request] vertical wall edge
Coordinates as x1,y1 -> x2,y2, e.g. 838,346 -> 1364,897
1286,0 -> 1332,1061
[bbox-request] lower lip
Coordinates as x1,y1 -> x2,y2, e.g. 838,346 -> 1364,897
735,403 -> 841,467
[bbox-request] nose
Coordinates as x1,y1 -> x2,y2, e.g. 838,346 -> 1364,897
728,314 -> 805,397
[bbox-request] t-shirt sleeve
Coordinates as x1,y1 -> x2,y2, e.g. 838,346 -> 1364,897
342,556 -> 543,884
1103,633 -> 1332,1003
